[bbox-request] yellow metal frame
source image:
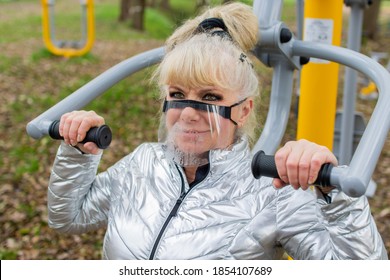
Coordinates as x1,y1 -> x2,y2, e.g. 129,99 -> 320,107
41,0 -> 95,58
293,0 -> 343,260
297,0 -> 344,150
360,82 -> 377,95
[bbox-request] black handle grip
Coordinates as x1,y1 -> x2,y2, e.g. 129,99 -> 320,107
49,120 -> 112,149
251,150 -> 333,187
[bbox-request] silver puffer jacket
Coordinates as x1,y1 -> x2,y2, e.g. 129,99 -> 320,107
48,137 -> 387,259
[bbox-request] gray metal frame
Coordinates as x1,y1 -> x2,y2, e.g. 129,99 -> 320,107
339,0 -> 370,165
26,47 -> 164,139
26,0 -> 390,198
47,0 -> 90,48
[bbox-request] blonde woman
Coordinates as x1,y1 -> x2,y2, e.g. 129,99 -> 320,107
48,2 -> 387,259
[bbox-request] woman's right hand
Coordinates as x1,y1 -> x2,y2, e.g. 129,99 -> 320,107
59,110 -> 105,155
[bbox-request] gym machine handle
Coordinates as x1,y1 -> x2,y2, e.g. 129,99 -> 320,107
251,150 -> 333,187
48,120 -> 112,149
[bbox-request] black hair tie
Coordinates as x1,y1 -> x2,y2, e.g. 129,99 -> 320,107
195,17 -> 232,39
197,18 -> 228,32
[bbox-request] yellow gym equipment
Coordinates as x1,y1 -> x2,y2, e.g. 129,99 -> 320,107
41,0 -> 95,58
297,0 -> 344,150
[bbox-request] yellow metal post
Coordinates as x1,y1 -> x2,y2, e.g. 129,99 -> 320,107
297,0 -> 343,149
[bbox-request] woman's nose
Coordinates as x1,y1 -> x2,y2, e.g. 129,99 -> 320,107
180,106 -> 201,122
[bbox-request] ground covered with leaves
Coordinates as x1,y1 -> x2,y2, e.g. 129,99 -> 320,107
1,1 -> 389,260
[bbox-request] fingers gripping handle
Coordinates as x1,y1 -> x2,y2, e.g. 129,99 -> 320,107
49,120 -> 112,149
251,150 -> 333,187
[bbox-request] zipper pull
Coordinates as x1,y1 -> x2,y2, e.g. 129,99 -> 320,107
170,198 -> 182,217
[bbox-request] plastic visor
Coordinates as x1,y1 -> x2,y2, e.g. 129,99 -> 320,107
159,99 -> 245,167
162,98 -> 247,125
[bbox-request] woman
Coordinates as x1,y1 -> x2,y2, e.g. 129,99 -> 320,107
48,2 -> 387,259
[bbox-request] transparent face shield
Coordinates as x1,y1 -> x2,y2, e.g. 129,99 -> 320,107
158,98 -> 246,167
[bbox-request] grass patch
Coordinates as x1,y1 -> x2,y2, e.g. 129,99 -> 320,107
0,16 -> 41,43
0,54 -> 20,72
145,8 -> 175,39
30,48 -> 57,61
0,250 -> 18,260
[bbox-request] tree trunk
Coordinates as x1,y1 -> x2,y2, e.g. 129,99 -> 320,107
133,0 -> 146,30
160,0 -> 170,11
363,0 -> 382,40
148,0 -> 157,7
118,0 -> 131,22
118,0 -> 146,31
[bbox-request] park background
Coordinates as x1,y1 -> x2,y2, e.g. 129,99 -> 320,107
0,0 -> 389,259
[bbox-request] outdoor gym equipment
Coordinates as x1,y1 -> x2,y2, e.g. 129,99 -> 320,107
26,0 -> 390,198
359,52 -> 389,100
334,0 -> 380,197
338,0 -> 371,165
297,0 -> 343,150
41,0 -> 95,58
252,150 -> 334,188
48,120 -> 112,149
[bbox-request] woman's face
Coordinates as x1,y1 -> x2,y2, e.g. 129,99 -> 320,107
164,84 -> 252,156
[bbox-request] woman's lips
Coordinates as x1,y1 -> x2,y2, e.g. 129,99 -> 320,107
182,129 -> 208,134
177,129 -> 210,141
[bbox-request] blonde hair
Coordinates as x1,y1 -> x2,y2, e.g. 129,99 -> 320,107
153,2 -> 260,144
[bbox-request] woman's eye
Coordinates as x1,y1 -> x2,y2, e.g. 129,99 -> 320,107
169,91 -> 185,99
203,94 -> 222,102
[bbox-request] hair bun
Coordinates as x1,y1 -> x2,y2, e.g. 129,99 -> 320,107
166,3 -> 259,52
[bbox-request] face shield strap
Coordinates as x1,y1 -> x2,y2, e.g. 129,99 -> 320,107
162,98 -> 247,125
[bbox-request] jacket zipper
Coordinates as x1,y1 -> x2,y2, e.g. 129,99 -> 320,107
149,164 -> 186,260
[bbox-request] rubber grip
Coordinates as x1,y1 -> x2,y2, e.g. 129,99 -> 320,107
48,120 -> 112,149
251,150 -> 333,187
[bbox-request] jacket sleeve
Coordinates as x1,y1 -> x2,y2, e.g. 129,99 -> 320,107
276,187 -> 388,259
47,142 -> 112,234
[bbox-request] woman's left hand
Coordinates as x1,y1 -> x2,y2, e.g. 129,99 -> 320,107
273,139 -> 338,190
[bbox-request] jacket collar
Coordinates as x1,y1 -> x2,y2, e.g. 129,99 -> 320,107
208,136 -> 251,175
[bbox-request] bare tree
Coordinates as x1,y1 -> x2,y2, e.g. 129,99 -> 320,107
147,0 -> 170,10
363,0 -> 382,40
118,0 -> 146,31
118,0 -> 131,22
160,0 -> 170,10
148,0 -> 157,7
132,0 -> 146,30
